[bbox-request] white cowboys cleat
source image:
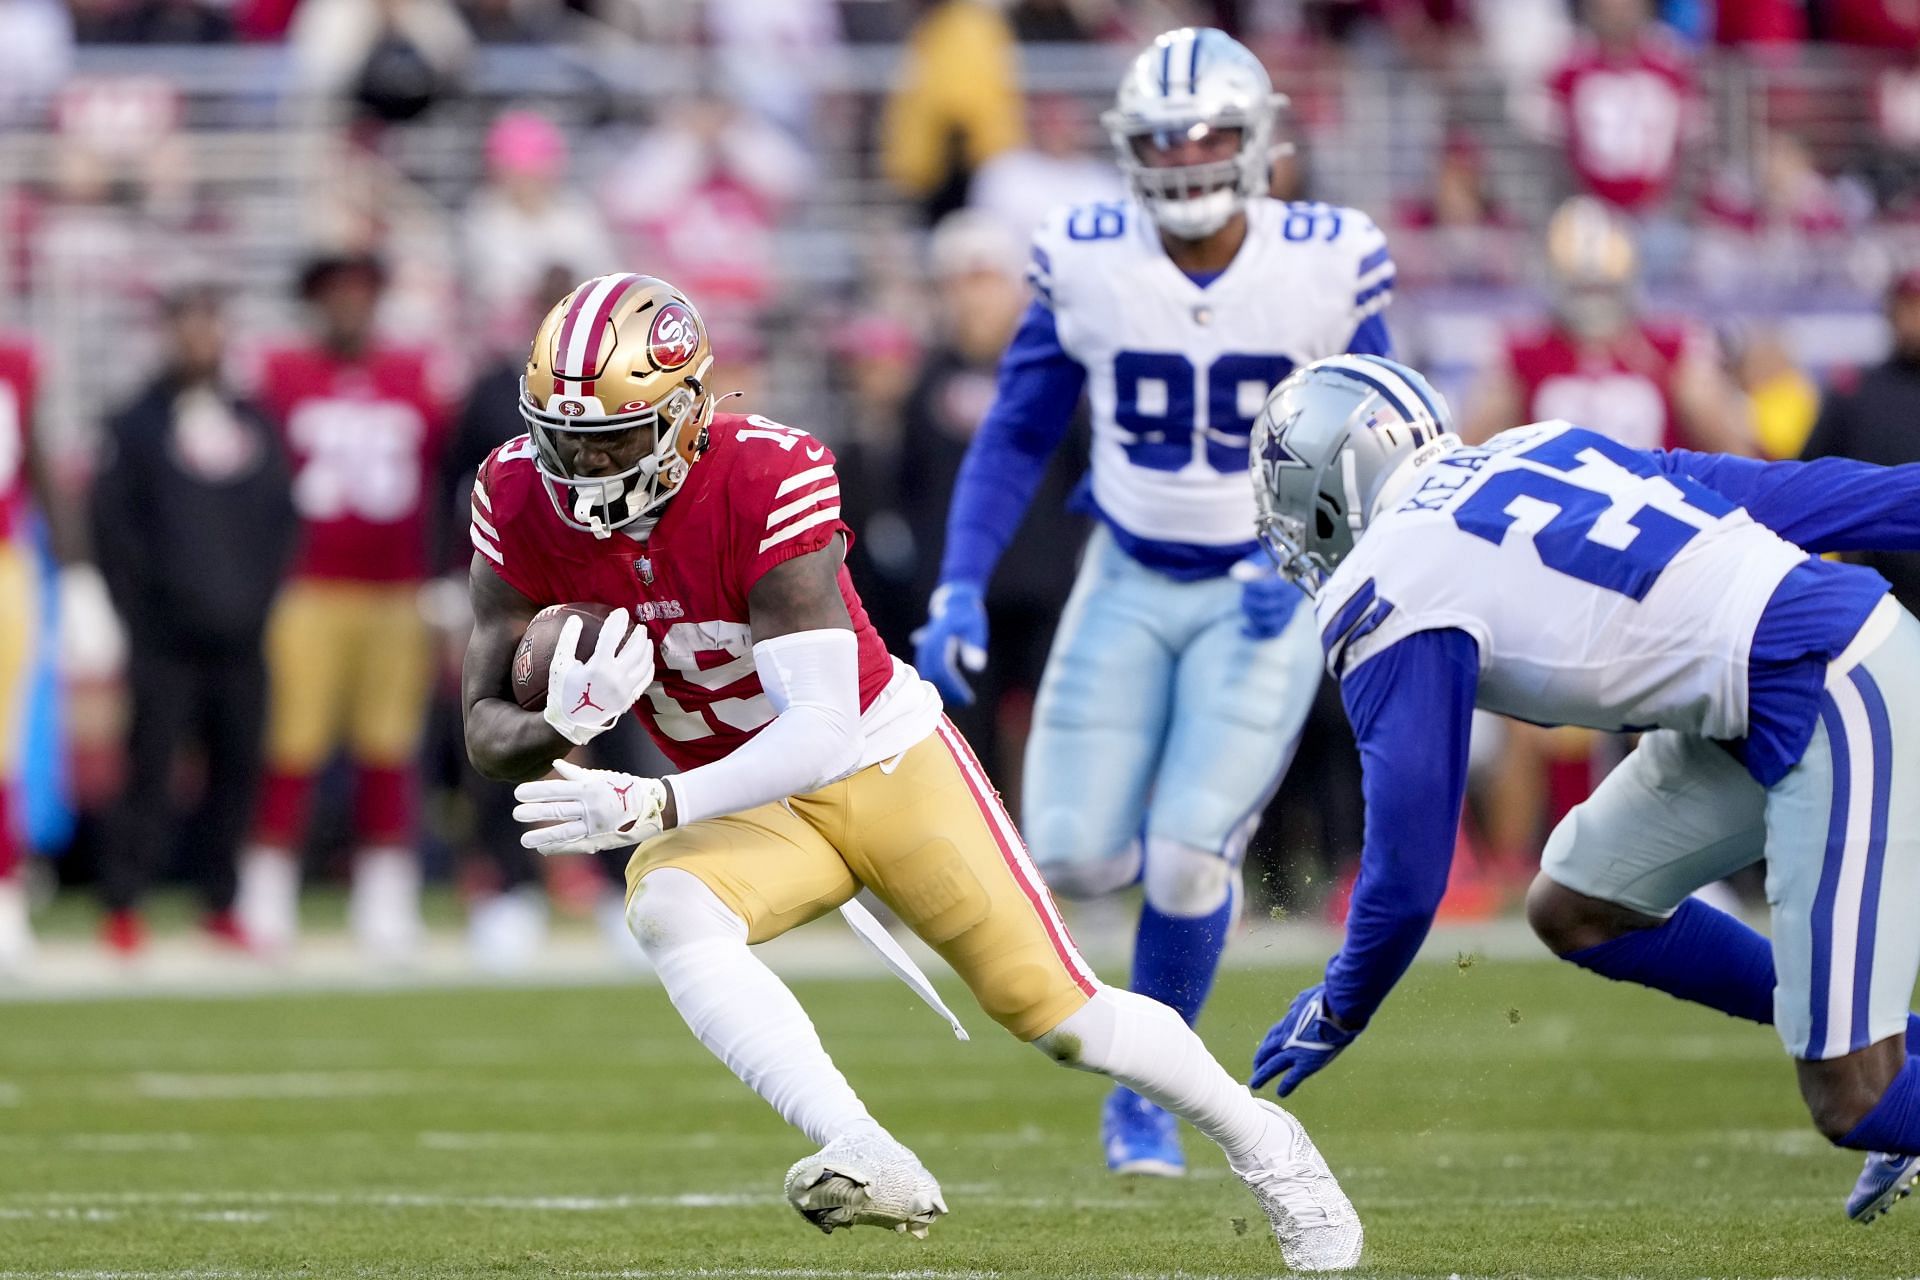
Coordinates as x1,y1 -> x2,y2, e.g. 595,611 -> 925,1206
784,1129 -> 948,1239
1230,1099 -> 1364,1272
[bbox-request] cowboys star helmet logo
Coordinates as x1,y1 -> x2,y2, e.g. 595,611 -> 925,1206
1260,410 -> 1308,470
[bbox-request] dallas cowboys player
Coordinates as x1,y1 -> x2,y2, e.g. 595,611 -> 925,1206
913,27 -> 1396,1177
1245,354 -> 1920,1221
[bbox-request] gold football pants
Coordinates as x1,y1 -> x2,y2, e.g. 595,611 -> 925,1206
0,541 -> 32,780
627,719 -> 1098,1042
263,579 -> 432,771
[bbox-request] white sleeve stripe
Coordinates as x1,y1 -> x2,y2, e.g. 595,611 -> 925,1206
472,478 -> 492,511
765,484 -> 840,528
1354,288 -> 1393,321
774,464 -> 835,497
470,524 -> 504,565
1356,263 -> 1395,292
757,506 -> 842,553
471,506 -> 499,541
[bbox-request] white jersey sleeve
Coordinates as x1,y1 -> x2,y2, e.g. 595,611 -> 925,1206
1316,422 -> 1808,740
1037,197 -> 1396,568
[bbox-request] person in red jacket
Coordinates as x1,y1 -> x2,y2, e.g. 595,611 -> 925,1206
238,251 -> 450,961
1544,0 -> 1699,214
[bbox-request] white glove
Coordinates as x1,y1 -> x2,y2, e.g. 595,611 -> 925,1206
542,608 -> 654,746
513,759 -> 669,855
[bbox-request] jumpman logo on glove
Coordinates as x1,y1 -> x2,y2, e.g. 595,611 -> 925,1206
572,684 -> 605,716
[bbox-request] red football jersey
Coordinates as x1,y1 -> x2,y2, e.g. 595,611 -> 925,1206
0,344 -> 35,545
472,412 -> 897,772
258,345 -> 448,583
1548,32 -> 1694,212
1506,322 -> 1696,453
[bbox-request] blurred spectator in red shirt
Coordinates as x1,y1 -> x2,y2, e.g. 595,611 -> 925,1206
239,251 -> 450,965
1696,132 -> 1860,289
1824,0 -> 1920,46
1543,0 -> 1698,214
967,92 -> 1122,242
1392,132 -> 1519,285
1714,0 -> 1806,46
601,94 -> 808,330
460,109 -> 616,345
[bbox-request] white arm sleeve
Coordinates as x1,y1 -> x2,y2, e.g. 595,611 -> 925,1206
664,627 -> 865,827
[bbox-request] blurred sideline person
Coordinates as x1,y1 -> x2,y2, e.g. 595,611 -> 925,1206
238,252 -> 450,960
1800,267 -> 1920,619
464,272 -> 1364,1270
1460,196 -> 1756,871
893,210 -> 1084,799
915,28 -> 1396,1176
91,286 -> 297,954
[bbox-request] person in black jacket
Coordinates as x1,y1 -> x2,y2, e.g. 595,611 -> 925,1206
1802,267 -> 1920,617
91,286 -> 297,952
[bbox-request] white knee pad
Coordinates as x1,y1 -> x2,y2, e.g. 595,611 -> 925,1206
1142,837 -> 1238,919
626,867 -> 747,957
1039,841 -> 1142,901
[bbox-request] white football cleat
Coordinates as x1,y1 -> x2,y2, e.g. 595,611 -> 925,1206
0,874 -> 34,975
1229,1099 -> 1364,1272
784,1128 -> 947,1239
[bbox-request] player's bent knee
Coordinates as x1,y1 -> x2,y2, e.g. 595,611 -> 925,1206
626,868 -> 747,957
1525,873 -> 1643,955
1036,845 -> 1140,901
1142,838 -> 1233,918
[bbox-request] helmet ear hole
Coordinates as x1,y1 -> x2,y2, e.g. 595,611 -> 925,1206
1315,499 -> 1341,541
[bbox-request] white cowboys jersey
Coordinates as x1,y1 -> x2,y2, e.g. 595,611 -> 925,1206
1317,420 -> 1810,740
1032,195 -> 1393,552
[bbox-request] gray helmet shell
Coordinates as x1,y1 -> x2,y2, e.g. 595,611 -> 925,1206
1101,28 -> 1287,240
1250,355 -> 1454,594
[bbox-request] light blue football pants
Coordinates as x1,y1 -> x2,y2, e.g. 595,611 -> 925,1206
1543,596 -> 1920,1061
1022,526 -> 1321,901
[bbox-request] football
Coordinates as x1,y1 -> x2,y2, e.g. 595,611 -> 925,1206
511,602 -> 615,710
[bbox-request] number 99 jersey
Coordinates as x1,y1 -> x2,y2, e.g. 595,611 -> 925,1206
472,412 -> 941,771
1033,196 -> 1393,558
1317,421 -> 1808,741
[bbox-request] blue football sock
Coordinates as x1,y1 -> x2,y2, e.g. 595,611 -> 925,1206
1910,1013 -> 1920,1055
1130,892 -> 1234,1028
1841,1058 -> 1920,1155
1563,898 -> 1775,1024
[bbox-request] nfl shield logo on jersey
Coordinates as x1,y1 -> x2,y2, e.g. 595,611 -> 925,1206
635,555 -> 654,585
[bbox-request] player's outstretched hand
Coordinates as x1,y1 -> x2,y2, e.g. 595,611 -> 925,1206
513,760 -> 668,855
543,608 -> 655,746
912,582 -> 988,707
1251,984 -> 1361,1097
1232,554 -> 1306,641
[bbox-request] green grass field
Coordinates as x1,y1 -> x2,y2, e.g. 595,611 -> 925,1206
1,960 -> 1914,1279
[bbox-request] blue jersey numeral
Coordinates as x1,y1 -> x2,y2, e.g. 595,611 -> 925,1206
1451,430 -> 1731,602
1113,351 -> 1294,473
1066,202 -> 1128,241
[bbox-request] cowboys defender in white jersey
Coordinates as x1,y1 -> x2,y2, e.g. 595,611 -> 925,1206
913,27 -> 1395,1176
1245,354 -> 1920,1223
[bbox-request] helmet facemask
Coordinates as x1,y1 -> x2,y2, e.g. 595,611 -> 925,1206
519,374 -> 712,539
1101,28 -> 1289,242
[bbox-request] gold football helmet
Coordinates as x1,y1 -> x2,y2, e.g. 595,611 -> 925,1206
519,273 -> 717,537
1545,197 -> 1639,340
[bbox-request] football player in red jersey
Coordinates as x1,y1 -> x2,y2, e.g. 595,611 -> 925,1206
238,252 -> 451,960
461,275 -> 1363,1270
1464,197 -> 1753,455
0,340 -> 41,969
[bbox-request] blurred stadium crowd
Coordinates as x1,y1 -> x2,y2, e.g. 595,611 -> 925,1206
3,0 -> 1920,973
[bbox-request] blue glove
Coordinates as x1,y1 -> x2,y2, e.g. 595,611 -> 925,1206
1233,554 -> 1305,640
1250,983 -> 1361,1097
913,582 -> 989,707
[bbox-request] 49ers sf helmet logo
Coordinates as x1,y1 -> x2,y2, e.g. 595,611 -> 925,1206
647,302 -> 701,371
